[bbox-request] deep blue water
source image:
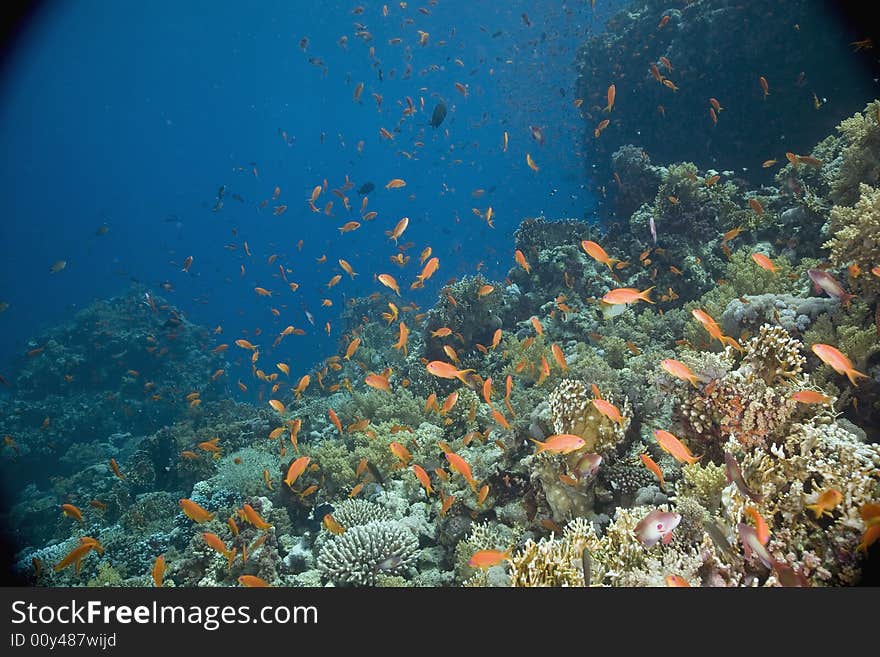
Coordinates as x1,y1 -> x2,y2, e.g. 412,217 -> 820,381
0,1 -> 620,390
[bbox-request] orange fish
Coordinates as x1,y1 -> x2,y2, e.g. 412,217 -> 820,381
323,513 -> 345,534
466,548 -> 511,570
692,309 -> 740,350
639,453 -> 666,490
268,399 -> 286,414
581,240 -> 616,270
238,575 -> 270,587
440,492 -> 456,517
551,344 -> 568,371
385,178 -> 406,189
748,198 -> 765,215
759,75 -> 769,99
745,506 -> 770,545
284,456 -> 311,488
241,503 -> 271,530
602,287 -> 654,305
530,433 -> 586,454
665,575 -> 690,587
806,488 -> 843,519
811,344 -> 868,385
477,484 -> 489,506
179,498 -> 214,523
109,458 -> 124,480
425,360 -> 474,384
530,316 -> 544,336
604,83 -> 615,112
514,249 -> 531,274
653,429 -> 701,464
202,532 -> 231,557
594,119 -> 610,137
660,359 -> 699,387
393,321 -> 409,356
445,453 -> 477,492
54,542 -> 96,574
389,441 -> 412,464
61,503 -> 84,524
791,390 -> 832,405
328,409 -> 342,435
365,372 -> 391,392
492,408 -> 511,430
386,216 -> 409,243
294,374 -> 311,400
477,285 -> 494,297
378,273 -> 401,295
592,398 -> 624,425
412,464 -> 433,497
152,555 -> 165,587
526,153 -> 539,172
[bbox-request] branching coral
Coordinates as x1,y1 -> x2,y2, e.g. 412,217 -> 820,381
329,499 -> 393,529
317,520 -> 419,586
676,325 -> 813,453
823,183 -> 880,295
723,419 -> 880,585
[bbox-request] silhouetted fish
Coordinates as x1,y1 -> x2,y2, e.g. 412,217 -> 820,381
430,102 -> 447,128
357,182 -> 375,195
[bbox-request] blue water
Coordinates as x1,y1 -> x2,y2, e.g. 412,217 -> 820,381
0,1 -> 619,389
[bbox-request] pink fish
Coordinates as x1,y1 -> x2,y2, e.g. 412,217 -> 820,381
634,509 -> 681,547
738,523 -> 774,568
772,561 -> 810,587
724,452 -> 764,502
573,452 -> 602,479
528,125 -> 545,146
807,269 -> 855,306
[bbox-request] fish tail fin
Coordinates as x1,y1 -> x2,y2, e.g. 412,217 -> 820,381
529,438 -> 545,453
688,375 -> 700,388
722,335 -> 743,351
640,286 -> 656,303
846,368 -> 869,386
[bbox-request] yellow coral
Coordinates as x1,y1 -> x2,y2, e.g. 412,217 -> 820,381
823,183 -> 880,295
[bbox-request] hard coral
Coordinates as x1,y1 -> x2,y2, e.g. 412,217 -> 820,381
823,183 -> 880,295
548,379 -> 631,454
317,520 -> 419,586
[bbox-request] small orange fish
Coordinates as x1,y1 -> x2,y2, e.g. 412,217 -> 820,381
61,503 -> 84,524
665,575 -> 690,587
653,429 -> 701,464
806,488 -> 843,519
241,503 -> 272,530
378,273 -> 401,295
284,456 -> 311,489
745,506 -> 770,545
238,575 -> 270,587
385,178 -> 406,189
268,399 -> 286,414
602,287 -> 654,305
811,344 -> 868,385
323,513 -> 345,534
179,498 -> 214,523
639,453 -> 666,490
530,433 -> 586,454
526,153 -> 539,172
446,452 -> 477,491
467,548 -> 511,569
551,344 -> 568,371
412,464 -> 433,497
109,458 -> 124,480
592,398 -> 623,425
514,249 -> 531,274
389,441 -> 412,464
492,408 -> 511,430
748,198 -> 765,215
791,390 -> 832,405
605,83 -> 615,112
581,240 -> 615,270
759,75 -> 769,99
661,359 -> 699,387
